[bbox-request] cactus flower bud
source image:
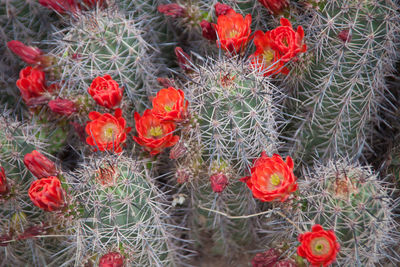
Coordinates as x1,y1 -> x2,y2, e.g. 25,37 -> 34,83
274,260 -> 297,267
200,20 -> 217,41
210,172 -> 228,193
338,29 -> 351,43
87,75 -> 123,109
158,4 -> 187,18
157,77 -> 175,88
0,233 -> 12,247
28,176 -> 65,211
16,66 -> 48,105
99,252 -> 124,267
7,41 -> 43,65
175,168 -> 191,184
0,167 -> 9,195
251,248 -> 280,267
38,0 -> 79,14
48,98 -> 77,116
24,150 -> 57,179
175,47 -> 193,72
257,0 -> 289,15
215,2 -> 233,17
169,141 -> 187,159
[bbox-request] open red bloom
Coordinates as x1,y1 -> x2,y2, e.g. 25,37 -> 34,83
24,150 -> 57,179
213,9 -> 252,55
88,75 -> 123,109
0,167 -> 9,195
297,225 -> 340,267
28,176 -> 65,211
48,98 -> 77,116
99,252 -> 124,267
258,0 -> 289,15
266,18 -> 307,62
7,41 -> 43,65
240,152 -> 297,202
250,30 -> 289,76
16,66 -> 48,105
86,108 -> 131,153
133,109 -> 179,155
152,87 -> 188,122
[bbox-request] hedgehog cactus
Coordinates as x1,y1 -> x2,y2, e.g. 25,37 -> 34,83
67,155 -> 185,266
284,0 -> 400,163
52,9 -> 157,110
293,160 -> 398,265
0,112 -> 75,265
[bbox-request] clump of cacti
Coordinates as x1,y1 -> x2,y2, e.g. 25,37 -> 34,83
1,0 -> 400,266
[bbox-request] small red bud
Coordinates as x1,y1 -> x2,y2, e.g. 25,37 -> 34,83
200,20 -> 217,41
210,172 -> 228,193
7,41 -> 43,65
0,167 -> 9,195
175,47 -> 192,72
99,252 -> 124,267
48,98 -> 77,116
251,248 -> 281,267
24,150 -> 57,179
274,260 -> 297,267
158,4 -> 187,18
17,223 -> 47,240
215,2 -> 233,17
338,29 -> 351,43
157,77 -> 175,88
175,168 -> 191,184
169,142 -> 187,159
0,233 -> 12,247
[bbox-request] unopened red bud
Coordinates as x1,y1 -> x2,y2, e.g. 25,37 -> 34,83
7,41 -> 43,65
338,29 -> 351,43
70,121 -> 86,142
274,260 -> 297,267
175,47 -> 192,72
0,233 -> 12,247
157,77 -> 175,88
210,172 -> 228,193
200,20 -> 217,41
17,223 -> 47,240
175,168 -> 191,184
99,252 -> 124,267
257,0 -> 289,15
48,98 -> 77,116
158,4 -> 187,18
169,142 -> 187,159
215,2 -> 233,17
24,150 -> 57,179
0,167 -> 9,195
251,248 -> 280,267
38,0 -> 79,14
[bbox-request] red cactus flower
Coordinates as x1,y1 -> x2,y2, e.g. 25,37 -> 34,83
200,20 -> 217,41
85,108 -> 131,153
88,75 -> 123,109
213,9 -> 252,55
175,47 -> 193,72
99,252 -> 124,267
24,150 -> 57,179
28,176 -> 65,211
158,3 -> 186,18
266,18 -> 307,62
297,224 -> 340,267
250,30 -> 289,76
240,152 -> 297,202
214,2 -> 233,16
48,98 -> 77,116
0,167 -> 9,195
7,41 -> 43,65
16,66 -> 48,105
210,172 -> 229,193
133,109 -> 179,155
38,0 -> 79,14
258,0 -> 289,15
151,87 -> 188,122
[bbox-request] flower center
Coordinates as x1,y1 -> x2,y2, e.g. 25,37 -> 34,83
164,105 -> 172,112
270,173 -> 281,186
227,29 -> 239,38
262,49 -> 274,63
102,123 -> 119,141
149,126 -> 163,138
310,237 -> 331,256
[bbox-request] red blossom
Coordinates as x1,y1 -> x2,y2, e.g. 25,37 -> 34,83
240,152 -> 297,202
48,98 -> 77,116
7,41 -> 43,65
16,66 -> 48,105
24,150 -> 57,179
158,3 -> 186,18
133,109 -> 179,155
28,176 -> 65,211
213,9 -> 252,55
258,0 -> 289,15
297,225 -> 340,267
85,109 -> 131,153
151,87 -> 188,122
88,74 -> 123,109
